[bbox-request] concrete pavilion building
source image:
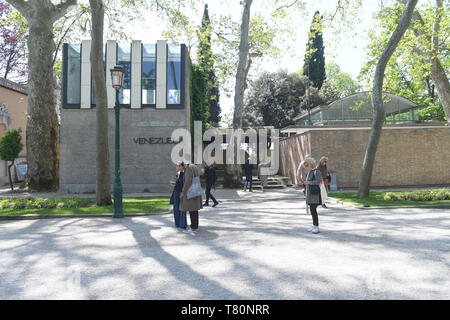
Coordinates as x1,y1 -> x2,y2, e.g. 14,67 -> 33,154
60,40 -> 191,193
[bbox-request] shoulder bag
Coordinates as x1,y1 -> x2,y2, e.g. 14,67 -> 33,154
187,166 -> 203,199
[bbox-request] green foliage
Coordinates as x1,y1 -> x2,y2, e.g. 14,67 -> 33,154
197,4 -> 221,126
359,1 -> 449,121
0,197 -> 92,210
381,189 -> 450,202
303,11 -> 326,90
243,70 -> 324,128
190,61 -> 209,135
418,104 -> 446,121
319,62 -> 361,104
0,129 -> 23,162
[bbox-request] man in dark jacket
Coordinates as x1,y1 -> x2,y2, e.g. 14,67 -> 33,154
203,162 -> 219,207
242,159 -> 254,192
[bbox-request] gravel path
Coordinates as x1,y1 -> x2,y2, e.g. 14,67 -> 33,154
0,199 -> 448,299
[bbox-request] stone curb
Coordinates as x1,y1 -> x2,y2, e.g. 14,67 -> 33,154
328,197 -> 450,210
0,211 -> 171,221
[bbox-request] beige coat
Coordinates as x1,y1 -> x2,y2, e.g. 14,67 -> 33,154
179,164 -> 203,212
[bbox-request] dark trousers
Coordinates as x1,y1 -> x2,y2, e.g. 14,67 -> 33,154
172,190 -> 187,228
189,211 -> 199,230
205,184 -> 218,204
309,204 -> 319,227
245,174 -> 253,190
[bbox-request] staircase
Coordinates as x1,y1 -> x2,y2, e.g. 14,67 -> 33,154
200,164 -> 293,190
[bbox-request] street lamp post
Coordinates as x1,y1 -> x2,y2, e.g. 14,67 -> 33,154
110,65 -> 125,218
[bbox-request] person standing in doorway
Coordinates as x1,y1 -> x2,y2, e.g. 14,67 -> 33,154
203,162 -> 219,207
242,159 -> 254,192
170,161 -> 187,230
303,157 -> 322,234
180,154 -> 203,234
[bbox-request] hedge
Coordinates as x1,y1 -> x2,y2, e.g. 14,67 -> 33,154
0,197 -> 93,210
380,189 -> 450,201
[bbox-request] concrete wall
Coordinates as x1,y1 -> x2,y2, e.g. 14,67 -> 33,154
279,126 -> 450,189
59,108 -> 189,193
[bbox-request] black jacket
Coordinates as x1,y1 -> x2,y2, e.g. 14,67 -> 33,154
204,166 -> 217,186
174,171 -> 184,192
243,162 -> 254,176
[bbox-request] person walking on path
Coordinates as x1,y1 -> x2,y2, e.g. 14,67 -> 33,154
242,159 -> 254,192
303,157 -> 322,234
180,155 -> 203,234
170,161 -> 187,230
203,162 -> 219,207
317,156 -> 331,208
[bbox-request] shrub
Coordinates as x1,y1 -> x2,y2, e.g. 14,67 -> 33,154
0,197 -> 95,210
383,189 -> 450,202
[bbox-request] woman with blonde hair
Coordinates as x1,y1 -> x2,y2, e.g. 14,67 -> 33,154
317,156 -> 330,208
303,157 -> 322,234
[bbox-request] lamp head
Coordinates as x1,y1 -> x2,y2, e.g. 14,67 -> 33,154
110,65 -> 125,90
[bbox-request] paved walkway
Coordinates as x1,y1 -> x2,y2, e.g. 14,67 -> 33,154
0,195 -> 448,299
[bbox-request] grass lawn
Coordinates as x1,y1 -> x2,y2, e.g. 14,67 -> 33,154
0,197 -> 171,216
328,191 -> 450,207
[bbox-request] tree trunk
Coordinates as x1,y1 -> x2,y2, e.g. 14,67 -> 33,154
90,0 -> 112,205
430,57 -> 450,124
25,14 -> 60,191
7,0 -> 77,191
357,0 -> 418,198
7,161 -> 14,191
225,0 -> 252,187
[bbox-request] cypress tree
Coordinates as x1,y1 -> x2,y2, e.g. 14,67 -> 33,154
303,11 -> 326,90
197,3 -> 221,125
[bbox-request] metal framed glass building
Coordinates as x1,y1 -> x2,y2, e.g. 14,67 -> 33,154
292,92 -> 422,127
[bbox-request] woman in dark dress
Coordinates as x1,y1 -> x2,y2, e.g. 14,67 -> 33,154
171,161 -> 187,229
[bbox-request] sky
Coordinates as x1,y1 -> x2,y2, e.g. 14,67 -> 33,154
126,0 -> 383,119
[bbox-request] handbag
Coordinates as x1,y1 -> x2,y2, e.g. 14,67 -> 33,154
309,170 -> 320,195
320,183 -> 328,204
186,167 -> 203,199
169,190 -> 175,205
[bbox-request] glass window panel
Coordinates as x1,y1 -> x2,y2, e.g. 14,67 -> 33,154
167,44 -> 181,104
117,44 -> 131,104
67,44 -> 81,104
142,44 -> 156,105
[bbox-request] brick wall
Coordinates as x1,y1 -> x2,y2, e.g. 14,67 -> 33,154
279,126 -> 450,188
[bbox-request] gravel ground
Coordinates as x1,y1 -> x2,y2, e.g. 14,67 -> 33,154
0,198 -> 449,300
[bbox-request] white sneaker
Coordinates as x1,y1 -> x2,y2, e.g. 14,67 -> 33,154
311,226 -> 320,234
183,228 -> 196,234
308,226 -> 315,232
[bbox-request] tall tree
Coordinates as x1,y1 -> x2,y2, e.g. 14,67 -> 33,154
243,70 -> 324,128
303,10 -> 326,90
359,0 -> 449,124
320,62 -> 361,104
6,0 -> 77,191
399,0 -> 449,124
223,0 -> 252,187
197,3 -> 221,126
90,0 -> 111,205
358,0 -> 418,199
